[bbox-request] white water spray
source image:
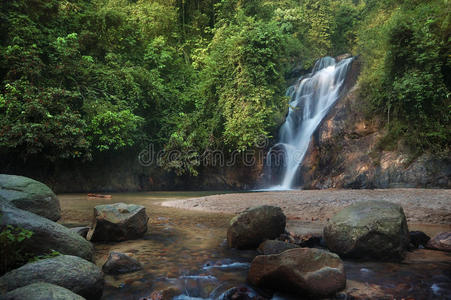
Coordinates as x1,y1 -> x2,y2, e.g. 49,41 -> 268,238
266,56 -> 354,190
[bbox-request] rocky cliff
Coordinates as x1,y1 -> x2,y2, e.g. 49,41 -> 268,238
299,58 -> 450,189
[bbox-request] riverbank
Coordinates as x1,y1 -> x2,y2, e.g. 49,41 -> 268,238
161,189 -> 451,225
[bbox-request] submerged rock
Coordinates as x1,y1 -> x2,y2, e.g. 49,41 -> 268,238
323,200 -> 409,260
0,201 -> 94,261
0,255 -> 103,299
426,232 -> 451,252
0,174 -> 61,221
257,240 -> 299,255
218,286 -> 268,300
248,248 -> 346,297
227,205 -> 286,249
102,251 -> 142,275
2,282 -> 86,300
88,203 -> 149,242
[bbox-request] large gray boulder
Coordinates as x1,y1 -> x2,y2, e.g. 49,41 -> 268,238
0,201 -> 94,261
323,200 -> 409,260
2,282 -> 86,300
248,248 -> 346,297
88,203 -> 149,242
0,174 -> 61,221
227,205 -> 286,249
0,255 -> 103,300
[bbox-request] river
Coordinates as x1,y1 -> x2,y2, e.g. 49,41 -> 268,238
58,192 -> 451,299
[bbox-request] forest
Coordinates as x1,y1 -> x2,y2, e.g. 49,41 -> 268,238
0,0 -> 449,177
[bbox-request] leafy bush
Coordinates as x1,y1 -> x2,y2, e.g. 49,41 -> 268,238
0,224 -> 33,275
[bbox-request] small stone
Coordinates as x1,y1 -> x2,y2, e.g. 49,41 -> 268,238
257,240 -> 299,255
426,232 -> 451,252
409,231 -> 430,248
102,251 -> 142,275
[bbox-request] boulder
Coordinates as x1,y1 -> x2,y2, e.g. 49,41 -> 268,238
426,232 -> 451,252
2,282 -> 86,300
0,255 -> 103,300
0,201 -> 94,261
257,240 -> 299,255
323,201 -> 409,260
102,252 -> 142,275
248,248 -> 346,297
0,174 -> 61,221
88,203 -> 149,242
227,206 -> 286,249
409,231 -> 430,248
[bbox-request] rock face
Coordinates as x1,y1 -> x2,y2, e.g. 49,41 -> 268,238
102,252 -> 142,275
426,232 -> 451,252
227,205 -> 286,249
2,282 -> 86,300
297,58 -> 450,189
0,255 -> 103,299
0,174 -> 61,221
257,240 -> 299,255
323,201 -> 409,260
0,201 -> 94,261
88,203 -> 149,242
248,248 -> 346,297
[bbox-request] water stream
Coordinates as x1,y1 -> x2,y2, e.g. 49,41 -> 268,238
266,57 -> 354,190
58,192 -> 451,300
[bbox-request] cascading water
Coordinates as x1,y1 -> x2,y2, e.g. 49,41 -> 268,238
265,56 -> 354,190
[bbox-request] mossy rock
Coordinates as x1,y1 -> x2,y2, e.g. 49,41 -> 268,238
227,205 -> 286,249
2,282 -> 86,300
0,255 -> 103,299
0,174 -> 61,221
323,200 -> 409,260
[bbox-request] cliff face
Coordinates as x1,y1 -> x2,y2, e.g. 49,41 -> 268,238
299,59 -> 450,189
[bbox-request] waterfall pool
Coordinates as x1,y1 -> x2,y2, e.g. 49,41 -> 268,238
58,191 -> 451,299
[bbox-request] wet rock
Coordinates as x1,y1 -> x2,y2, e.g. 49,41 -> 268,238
70,226 -> 90,239
0,174 -> 61,221
409,231 -> 430,248
227,205 -> 286,249
2,282 -> 86,300
426,232 -> 451,252
218,286 -> 268,300
0,201 -> 94,261
0,255 -> 104,299
102,251 -> 142,275
335,53 -> 352,62
257,240 -> 299,255
88,203 -> 149,242
323,201 -> 409,260
248,248 -> 346,297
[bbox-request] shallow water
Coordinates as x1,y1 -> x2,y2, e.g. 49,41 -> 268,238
58,192 -> 451,300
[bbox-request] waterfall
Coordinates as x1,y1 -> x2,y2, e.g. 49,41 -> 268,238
265,56 -> 354,190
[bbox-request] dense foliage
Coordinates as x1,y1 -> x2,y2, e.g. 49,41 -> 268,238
0,0 -> 449,175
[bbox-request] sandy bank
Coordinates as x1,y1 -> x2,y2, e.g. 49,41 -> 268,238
162,189 -> 451,225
